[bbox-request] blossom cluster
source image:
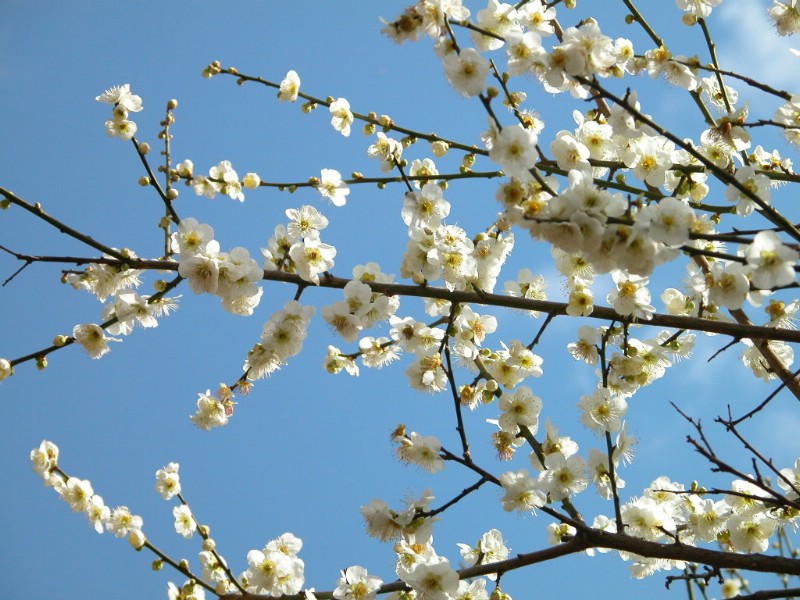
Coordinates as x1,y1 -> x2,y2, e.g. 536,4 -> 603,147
30,440 -> 146,547
240,532 -> 306,596
96,84 -> 142,141
172,217 -> 264,315
243,299 -> 315,381
262,205 -> 337,284
616,470 -> 800,578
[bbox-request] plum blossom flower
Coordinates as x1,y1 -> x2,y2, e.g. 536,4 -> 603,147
607,271 -> 655,320
578,387 -> 627,434
0,358 -> 13,381
333,566 -> 382,600
317,169 -> 350,206
173,505 -> 196,539
107,506 -> 144,538
442,47 -> 490,97
278,70 -> 301,102
540,452 -> 589,501
401,557 -> 459,600
402,183 -> 450,230
96,84 -> 143,112
458,529 -> 509,578
726,166 -> 772,216
743,230 -> 798,289
155,463 -> 181,500
329,98 -> 354,136
770,0 -> 800,35
73,323 -> 118,359
191,390 -> 229,430
498,386 -> 543,433
489,124 -> 539,180
289,235 -> 337,284
499,469 -> 546,512
394,432 -> 445,473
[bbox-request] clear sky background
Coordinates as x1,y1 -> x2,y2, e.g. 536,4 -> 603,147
1,1 -> 799,599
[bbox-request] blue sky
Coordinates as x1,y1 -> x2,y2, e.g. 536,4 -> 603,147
2,1 -> 799,599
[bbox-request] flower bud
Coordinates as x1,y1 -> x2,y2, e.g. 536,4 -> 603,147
138,142 -> 151,155
0,358 -> 13,381
53,335 -> 69,347
36,355 -> 48,370
152,559 -> 164,571
243,172 -> 261,189
138,176 -> 151,187
167,98 -> 178,110
129,529 -> 146,550
202,538 -> 216,551
166,188 -> 179,200
431,141 -> 449,157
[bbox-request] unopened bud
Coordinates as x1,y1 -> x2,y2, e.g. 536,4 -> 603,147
138,176 -> 150,187
36,356 -> 48,370
166,188 -> 179,200
154,280 -> 167,292
485,379 -> 498,392
53,335 -> 69,347
431,141 -> 449,157
167,98 -> 178,110
138,142 -> 151,155
202,538 -> 216,551
129,529 -> 146,550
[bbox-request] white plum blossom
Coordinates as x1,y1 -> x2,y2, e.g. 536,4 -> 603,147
442,47 -> 490,97
329,98 -> 354,136
73,323 -> 118,359
578,387 -> 627,434
333,566 -> 382,600
278,70 -> 301,102
770,0 -> 800,35
289,235 -> 337,284
155,463 -> 181,500
173,504 -> 196,539
191,390 -> 229,430
607,271 -> 655,320
743,230 -> 798,290
317,169 -> 350,206
394,432 -> 445,473
725,166 -> 772,217
540,451 -> 589,501
489,124 -> 539,180
499,469 -> 546,513
402,183 -> 451,230
498,386 -> 543,433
